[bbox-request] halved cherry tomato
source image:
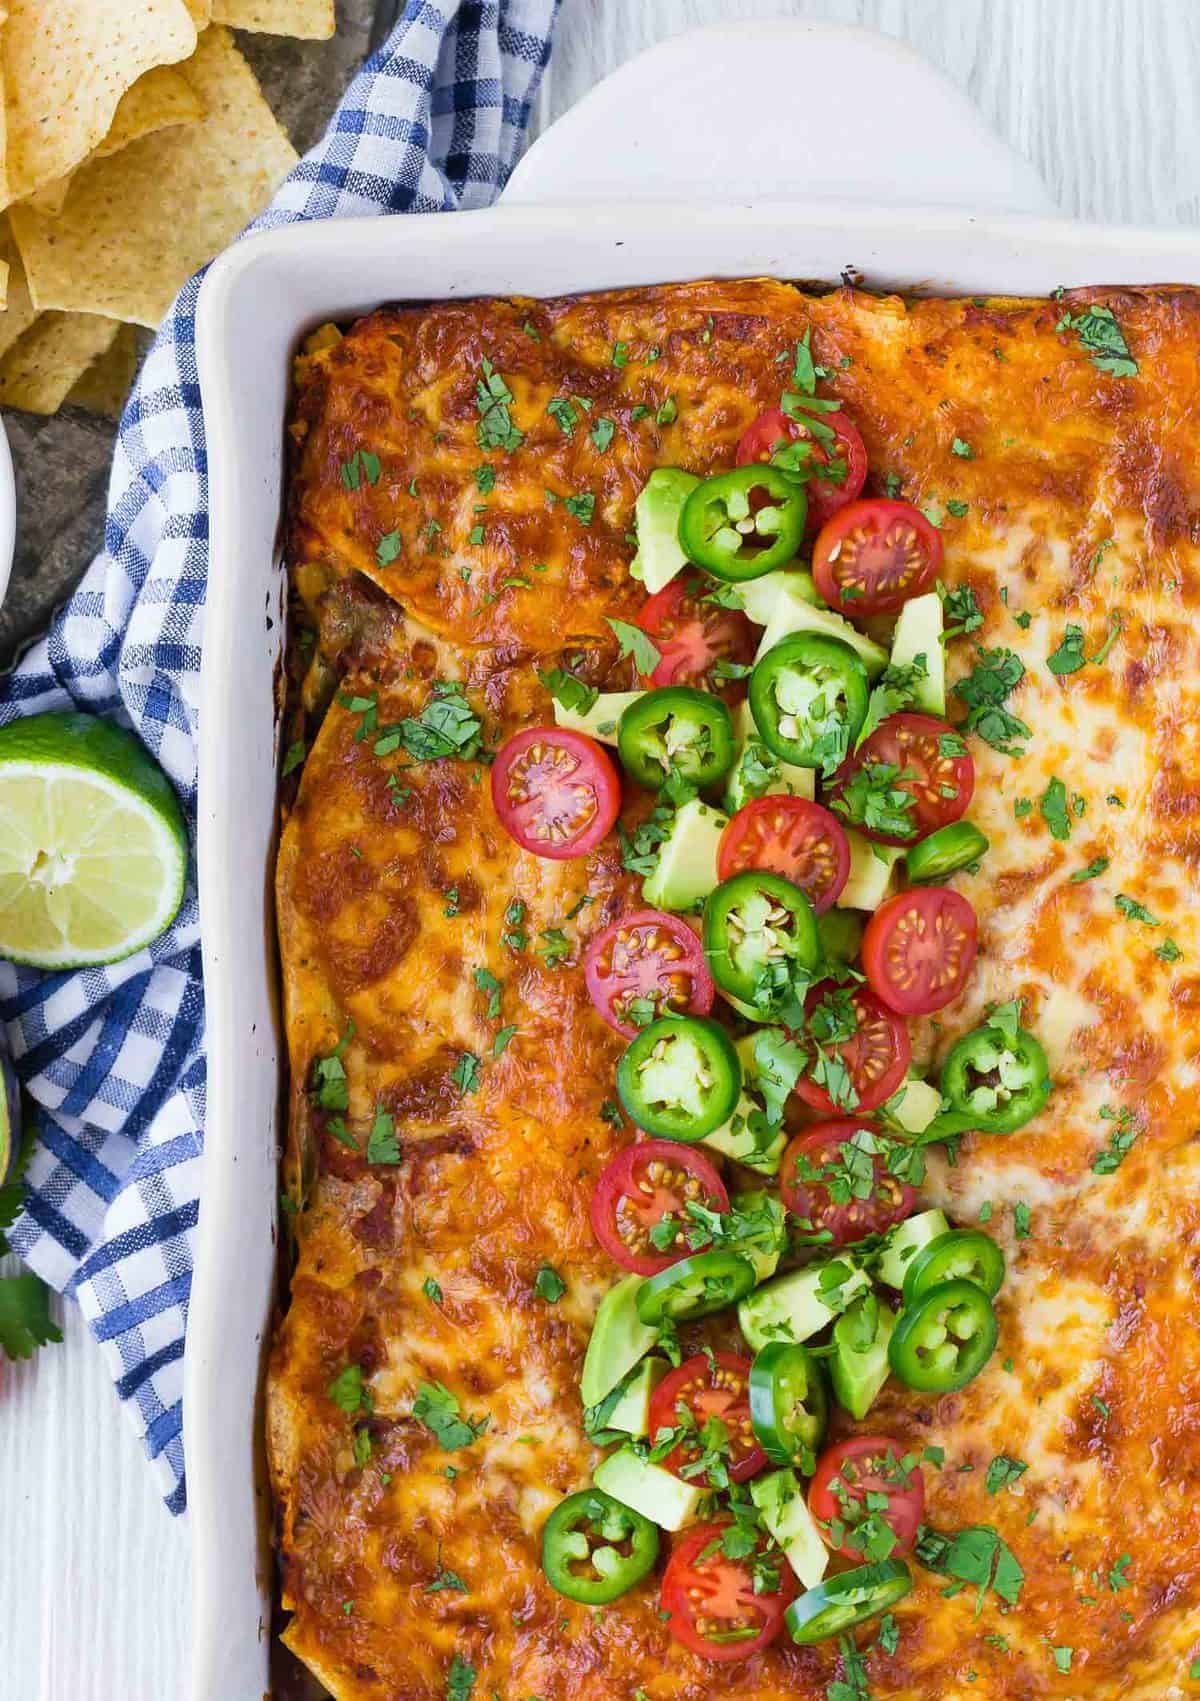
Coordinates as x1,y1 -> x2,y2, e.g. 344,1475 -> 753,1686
792,982 -> 911,1115
780,1120 -> 917,1245
491,727 -> 621,860
661,1520 -> 796,1661
635,578 -> 756,700
736,406 -> 868,533
809,1437 -> 925,1563
831,712 -> 975,846
649,1351 -> 767,1484
812,499 -> 943,616
584,909 -> 715,1039
717,796 -> 850,915
862,887 -> 978,1017
590,1141 -> 729,1277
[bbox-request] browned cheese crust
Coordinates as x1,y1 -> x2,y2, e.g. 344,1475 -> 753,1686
272,278 -> 1200,1699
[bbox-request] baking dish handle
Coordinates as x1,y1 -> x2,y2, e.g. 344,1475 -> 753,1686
506,21 -> 1055,217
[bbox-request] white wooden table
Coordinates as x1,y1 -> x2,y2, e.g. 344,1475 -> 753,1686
3,1 -> 1198,1695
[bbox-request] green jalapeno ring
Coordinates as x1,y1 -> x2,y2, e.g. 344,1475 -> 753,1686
701,870 -> 820,1007
748,634 -> 869,770
904,820 -> 990,883
901,1228 -> 1006,1306
635,1249 -> 758,1325
748,1341 -> 829,1468
938,1023 -> 1051,1135
617,686 -> 736,793
615,1014 -> 742,1141
785,1559 -> 913,1645
888,1278 -> 998,1393
541,1487 -> 660,1604
679,466 -> 808,582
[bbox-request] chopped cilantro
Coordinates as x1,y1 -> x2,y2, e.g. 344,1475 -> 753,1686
538,928 -> 571,969
606,617 -> 662,676
1092,1105 -> 1139,1174
451,1053 -> 481,1095
564,491 -> 596,525
985,1455 -> 1028,1495
1046,624 -> 1087,675
446,1652 -> 477,1700
1071,856 -> 1109,882
1039,776 -> 1072,841
311,1023 -> 353,1110
339,448 -> 381,490
423,1277 -> 443,1304
952,647 -> 1030,754
475,358 -> 523,452
546,396 -> 578,437
537,666 -> 598,716
1013,1202 -> 1032,1238
915,1523 -> 1024,1609
281,739 -> 306,777
590,416 -> 615,453
366,1105 -> 401,1165
533,1264 -> 566,1303
413,1382 -> 489,1451
656,395 -> 678,425
327,1363 -> 369,1413
1156,938 -> 1183,963
1115,893 -> 1160,927
1056,304 -> 1138,376
473,966 -> 503,1019
951,437 -> 974,458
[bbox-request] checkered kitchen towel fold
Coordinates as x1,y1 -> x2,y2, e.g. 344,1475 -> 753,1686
0,0 -> 561,1514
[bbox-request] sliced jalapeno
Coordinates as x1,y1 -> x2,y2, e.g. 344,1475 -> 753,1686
902,1228 -> 1005,1305
541,1487 -> 659,1603
889,1278 -> 998,1393
937,1020 -> 1051,1135
748,1342 -> 828,1468
905,821 -> 990,883
679,466 -> 808,581
785,1559 -> 913,1645
702,870 -> 820,1011
635,1249 -> 757,1325
617,686 -> 735,792
748,634 -> 869,772
616,1014 -> 741,1141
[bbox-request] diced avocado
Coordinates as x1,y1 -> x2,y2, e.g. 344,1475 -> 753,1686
889,591 -> 945,714
876,1208 -> 951,1292
594,1446 -> 703,1531
554,690 -> 645,745
581,1275 -> 659,1409
882,1076 -> 943,1136
816,907 -> 864,965
725,700 -> 815,813
755,585 -> 889,678
831,1296 -> 896,1420
836,830 -> 902,911
641,796 -> 728,911
751,1469 -> 829,1589
701,1092 -> 787,1178
605,1357 -> 670,1438
738,1260 -> 870,1352
629,468 -> 700,594
738,569 -> 820,628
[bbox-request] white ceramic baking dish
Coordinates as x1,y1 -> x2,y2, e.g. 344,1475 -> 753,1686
189,22 -> 1200,1699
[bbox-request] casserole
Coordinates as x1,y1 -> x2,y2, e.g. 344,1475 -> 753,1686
190,23 -> 1200,1700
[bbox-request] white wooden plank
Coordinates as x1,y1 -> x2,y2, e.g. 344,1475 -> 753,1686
5,5 -> 1199,1696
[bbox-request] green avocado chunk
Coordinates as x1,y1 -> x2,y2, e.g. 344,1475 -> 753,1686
830,1296 -> 896,1420
630,468 -> 701,594
581,1274 -> 659,1409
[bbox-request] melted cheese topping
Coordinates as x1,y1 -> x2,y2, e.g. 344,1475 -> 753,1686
272,279 -> 1200,1699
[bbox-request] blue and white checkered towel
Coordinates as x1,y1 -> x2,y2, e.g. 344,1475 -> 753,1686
0,0 -> 560,1514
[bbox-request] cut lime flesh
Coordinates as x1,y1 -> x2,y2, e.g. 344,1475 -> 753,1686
0,714 -> 187,970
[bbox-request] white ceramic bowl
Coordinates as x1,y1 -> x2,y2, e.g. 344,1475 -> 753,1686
190,22 -> 1198,1700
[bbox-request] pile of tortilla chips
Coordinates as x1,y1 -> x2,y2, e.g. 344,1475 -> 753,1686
0,0 -> 334,416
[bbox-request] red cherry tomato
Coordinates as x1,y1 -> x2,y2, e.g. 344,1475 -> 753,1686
862,887 -> 978,1017
634,578 -> 756,700
584,909 -> 715,1039
780,1120 -> 918,1246
717,796 -> 849,915
490,727 -> 620,860
590,1141 -> 729,1277
831,712 -> 975,847
736,406 -> 868,533
792,981 -> 911,1115
661,1520 -> 796,1661
809,1437 -> 926,1562
812,498 -> 943,615
648,1352 -> 767,1484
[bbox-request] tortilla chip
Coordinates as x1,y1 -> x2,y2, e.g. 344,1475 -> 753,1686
211,0 -> 334,37
65,323 -> 140,417
0,221 -> 38,358
24,64 -> 206,218
0,310 -> 120,414
0,2 -> 200,209
9,28 -> 297,329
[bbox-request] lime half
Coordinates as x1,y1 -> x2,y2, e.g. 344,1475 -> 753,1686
0,712 -> 187,970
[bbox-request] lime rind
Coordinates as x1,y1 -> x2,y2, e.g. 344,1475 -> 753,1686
0,713 -> 188,971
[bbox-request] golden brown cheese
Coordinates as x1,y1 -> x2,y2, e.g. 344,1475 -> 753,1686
271,279 -> 1200,1700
